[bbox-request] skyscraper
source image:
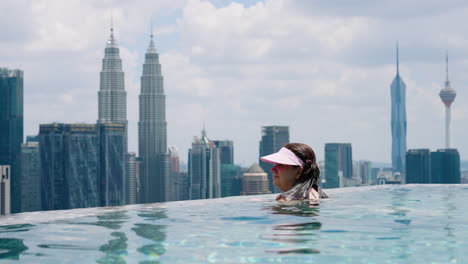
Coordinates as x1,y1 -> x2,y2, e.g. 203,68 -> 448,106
138,33 -> 170,203
439,52 -> 456,148
259,126 -> 289,192
20,139 -> 41,212
213,140 -> 234,165
0,165 -> 11,215
98,123 -> 126,206
126,152 -> 139,205
0,68 -> 23,213
390,43 -> 407,174
98,26 -> 127,125
324,143 -> 353,189
39,124 -> 100,210
188,129 -> 221,200
431,149 -> 460,184
97,26 -> 127,206
406,149 -> 431,184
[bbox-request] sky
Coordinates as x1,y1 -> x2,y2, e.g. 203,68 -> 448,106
2,0 -> 468,167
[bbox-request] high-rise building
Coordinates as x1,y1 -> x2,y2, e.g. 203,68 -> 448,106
20,140 -> 41,212
169,146 -> 183,201
259,126 -> 289,192
0,68 -> 23,213
188,129 -> 221,200
213,140 -> 234,165
126,152 -> 139,205
213,140 -> 237,197
439,52 -> 456,149
323,143 -> 353,189
220,164 -> 241,197
390,44 -> 407,174
138,33 -> 170,203
359,160 -> 372,185
39,124 -> 100,210
0,165 -> 11,215
97,26 -> 128,206
431,149 -> 460,184
98,26 -> 127,125
241,163 -> 271,195
98,123 -> 126,206
406,149 -> 431,184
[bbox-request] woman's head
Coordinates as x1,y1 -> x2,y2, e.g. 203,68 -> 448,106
283,143 -> 320,189
260,143 -> 320,192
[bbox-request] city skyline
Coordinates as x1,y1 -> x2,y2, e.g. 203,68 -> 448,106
2,0 -> 468,166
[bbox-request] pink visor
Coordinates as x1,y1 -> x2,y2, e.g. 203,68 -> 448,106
260,147 -> 304,167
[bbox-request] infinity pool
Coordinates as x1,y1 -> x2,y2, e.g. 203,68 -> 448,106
0,185 -> 467,263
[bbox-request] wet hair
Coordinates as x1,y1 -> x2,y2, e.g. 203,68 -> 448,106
276,143 -> 328,201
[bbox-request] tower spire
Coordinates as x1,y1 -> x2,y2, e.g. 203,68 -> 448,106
445,50 -> 449,84
107,15 -> 116,47
146,19 -> 156,53
396,41 -> 399,74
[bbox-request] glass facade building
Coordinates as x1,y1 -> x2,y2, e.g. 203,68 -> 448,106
431,149 -> 460,184
20,141 -> 41,212
188,129 -> 221,200
220,164 -> 241,197
126,152 -> 139,205
0,68 -> 23,213
324,143 -> 353,189
406,149 -> 431,184
98,123 -> 126,206
390,45 -> 407,173
0,165 -> 11,215
97,27 -> 128,206
213,140 -> 234,165
39,124 -> 99,210
259,126 -> 289,192
138,34 -> 170,203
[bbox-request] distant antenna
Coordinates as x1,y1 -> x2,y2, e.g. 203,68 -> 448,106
150,15 -> 153,37
396,41 -> 399,74
446,50 -> 449,83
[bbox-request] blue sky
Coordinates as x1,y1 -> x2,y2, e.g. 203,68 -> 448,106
2,0 -> 468,166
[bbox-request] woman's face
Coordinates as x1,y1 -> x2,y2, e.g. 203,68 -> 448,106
271,163 -> 302,191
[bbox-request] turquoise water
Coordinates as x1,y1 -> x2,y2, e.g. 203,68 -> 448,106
0,185 -> 467,263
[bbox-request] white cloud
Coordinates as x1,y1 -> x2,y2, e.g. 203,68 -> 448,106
3,0 -> 468,167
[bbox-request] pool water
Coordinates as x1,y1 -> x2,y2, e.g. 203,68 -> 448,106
0,185 -> 467,263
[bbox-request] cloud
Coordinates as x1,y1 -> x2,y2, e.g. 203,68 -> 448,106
3,0 -> 468,167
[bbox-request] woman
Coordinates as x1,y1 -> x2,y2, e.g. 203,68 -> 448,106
260,143 -> 328,201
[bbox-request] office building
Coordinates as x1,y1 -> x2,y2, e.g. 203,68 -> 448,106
242,163 -> 271,195
220,164 -> 241,197
39,124 -> 99,210
431,149 -> 460,184
0,68 -> 23,213
138,33 -> 170,203
97,26 -> 128,205
439,52 -> 456,148
324,143 -> 353,188
98,123 -> 126,206
20,140 -> 41,212
126,152 -> 139,205
390,44 -> 407,174
406,149 -> 431,184
0,165 -> 11,215
98,26 -> 127,126
359,160 -> 372,185
188,129 -> 221,200
259,126 -> 289,192
213,140 -> 234,165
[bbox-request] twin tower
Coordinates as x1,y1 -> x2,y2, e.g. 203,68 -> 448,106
98,26 -> 169,203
